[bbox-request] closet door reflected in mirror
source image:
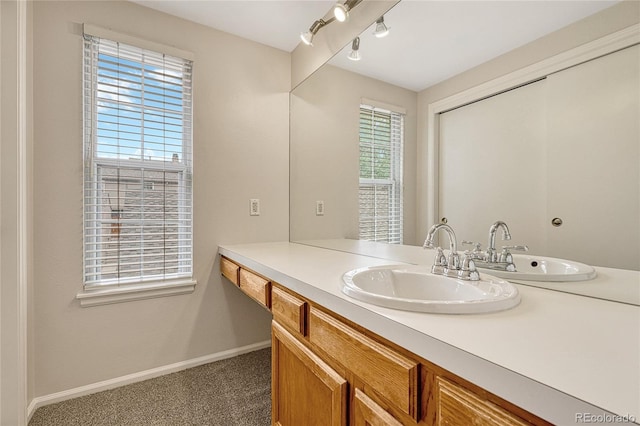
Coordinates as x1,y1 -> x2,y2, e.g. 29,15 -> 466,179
439,44 -> 640,270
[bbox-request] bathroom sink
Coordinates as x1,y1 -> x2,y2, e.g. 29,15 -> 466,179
341,265 -> 520,314
477,254 -> 596,282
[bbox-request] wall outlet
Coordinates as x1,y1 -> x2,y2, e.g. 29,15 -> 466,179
316,200 -> 325,216
250,199 -> 260,216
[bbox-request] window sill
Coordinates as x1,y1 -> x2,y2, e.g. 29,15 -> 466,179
76,279 -> 197,307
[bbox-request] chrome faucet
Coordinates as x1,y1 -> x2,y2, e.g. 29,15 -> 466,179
487,220 -> 511,262
424,223 -> 479,281
463,221 -> 528,272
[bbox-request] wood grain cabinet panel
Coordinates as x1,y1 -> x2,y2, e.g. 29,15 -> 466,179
353,388 -> 404,426
220,256 -> 239,285
309,307 -> 419,420
436,377 -> 530,426
272,286 -> 307,335
272,321 -> 347,426
239,268 -> 271,308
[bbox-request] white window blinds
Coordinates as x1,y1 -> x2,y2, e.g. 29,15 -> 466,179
359,104 -> 404,244
83,34 -> 193,287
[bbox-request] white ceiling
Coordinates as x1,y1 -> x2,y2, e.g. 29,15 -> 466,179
131,0 -> 335,52
132,0 -> 620,92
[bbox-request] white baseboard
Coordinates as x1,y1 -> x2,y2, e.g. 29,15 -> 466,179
27,340 -> 271,421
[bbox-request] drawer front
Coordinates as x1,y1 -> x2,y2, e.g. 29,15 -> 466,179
220,256 -> 239,285
436,377 -> 530,426
309,308 -> 419,420
353,388 -> 403,426
272,286 -> 306,335
239,268 -> 271,308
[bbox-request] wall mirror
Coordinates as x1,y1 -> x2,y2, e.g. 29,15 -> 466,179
290,0 -> 639,305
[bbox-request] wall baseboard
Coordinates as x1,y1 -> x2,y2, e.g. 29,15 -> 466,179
27,340 -> 271,421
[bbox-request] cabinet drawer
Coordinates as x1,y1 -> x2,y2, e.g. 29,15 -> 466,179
436,377 -> 530,426
220,256 -> 239,285
353,388 -> 403,426
309,308 -> 419,420
272,286 -> 306,335
239,268 -> 271,308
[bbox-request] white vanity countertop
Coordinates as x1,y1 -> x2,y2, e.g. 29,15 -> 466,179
218,241 -> 640,425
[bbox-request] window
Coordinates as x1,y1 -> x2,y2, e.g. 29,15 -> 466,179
83,31 -> 193,288
359,104 -> 404,244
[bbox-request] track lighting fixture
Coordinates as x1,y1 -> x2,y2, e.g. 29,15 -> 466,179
347,37 -> 361,61
333,0 -> 361,23
300,0 -> 362,48
373,16 -> 389,38
300,19 -> 328,46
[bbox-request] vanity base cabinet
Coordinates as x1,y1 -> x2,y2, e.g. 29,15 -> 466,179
220,256 -> 548,426
271,321 -> 347,426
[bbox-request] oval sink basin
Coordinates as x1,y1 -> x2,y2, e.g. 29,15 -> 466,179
477,254 -> 596,282
342,265 -> 520,314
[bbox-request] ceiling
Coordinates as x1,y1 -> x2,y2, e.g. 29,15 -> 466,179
132,0 -> 620,92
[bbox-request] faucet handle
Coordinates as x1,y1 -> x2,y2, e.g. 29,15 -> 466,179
434,247 -> 447,266
462,241 -> 483,252
499,245 -> 528,265
460,251 -> 480,280
501,245 -> 529,252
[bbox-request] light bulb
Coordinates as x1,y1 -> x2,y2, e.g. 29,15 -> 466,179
300,31 -> 314,46
334,3 -> 349,22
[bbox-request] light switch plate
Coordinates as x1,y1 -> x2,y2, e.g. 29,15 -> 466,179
250,199 -> 260,216
316,200 -> 324,216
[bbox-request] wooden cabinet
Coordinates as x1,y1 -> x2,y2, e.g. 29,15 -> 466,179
220,256 -> 548,426
272,321 -> 347,426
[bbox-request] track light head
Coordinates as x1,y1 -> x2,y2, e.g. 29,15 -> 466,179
373,16 -> 390,38
334,0 -> 360,23
347,37 -> 361,61
334,3 -> 349,22
300,19 -> 326,46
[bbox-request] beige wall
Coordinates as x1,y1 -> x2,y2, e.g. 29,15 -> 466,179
416,0 -> 640,239
32,0 -> 289,398
290,64 -> 417,244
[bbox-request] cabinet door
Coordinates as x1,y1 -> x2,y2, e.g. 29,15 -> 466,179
353,388 -> 403,426
272,320 -> 347,426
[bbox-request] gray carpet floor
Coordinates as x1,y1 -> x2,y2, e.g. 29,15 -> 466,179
29,348 -> 271,426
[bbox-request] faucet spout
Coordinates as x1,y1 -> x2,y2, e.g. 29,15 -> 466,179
488,221 -> 511,256
424,223 -> 478,281
424,223 -> 458,254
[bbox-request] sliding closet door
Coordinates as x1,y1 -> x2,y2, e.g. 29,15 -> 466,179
545,44 -> 639,270
438,44 -> 639,269
438,80 -> 548,253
